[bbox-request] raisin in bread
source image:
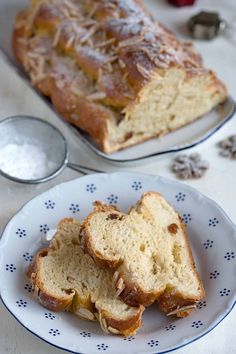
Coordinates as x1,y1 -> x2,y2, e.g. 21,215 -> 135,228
82,192 -> 205,317
28,218 -> 144,336
13,0 -> 227,153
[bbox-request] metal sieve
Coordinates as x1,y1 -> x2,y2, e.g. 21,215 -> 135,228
0,116 -> 102,184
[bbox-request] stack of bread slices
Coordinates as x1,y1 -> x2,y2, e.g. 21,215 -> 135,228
28,192 -> 205,336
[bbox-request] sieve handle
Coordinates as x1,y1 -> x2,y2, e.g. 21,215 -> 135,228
67,162 -> 104,175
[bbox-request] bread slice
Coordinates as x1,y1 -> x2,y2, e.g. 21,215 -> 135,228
82,192 -> 205,317
28,218 -> 144,336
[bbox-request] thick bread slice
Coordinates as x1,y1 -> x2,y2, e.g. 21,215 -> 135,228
28,218 -> 144,336
82,193 -> 205,317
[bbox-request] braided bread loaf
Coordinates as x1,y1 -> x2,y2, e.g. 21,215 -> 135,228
13,0 -> 227,153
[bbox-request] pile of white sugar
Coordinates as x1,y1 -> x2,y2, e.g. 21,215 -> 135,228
0,143 -> 56,180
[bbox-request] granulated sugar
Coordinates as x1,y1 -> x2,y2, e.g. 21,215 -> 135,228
0,142 -> 56,180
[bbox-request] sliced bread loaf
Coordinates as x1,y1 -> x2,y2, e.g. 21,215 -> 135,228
28,218 -> 144,336
82,192 -> 205,317
13,0 -> 227,153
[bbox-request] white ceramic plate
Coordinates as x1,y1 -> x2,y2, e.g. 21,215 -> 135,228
0,173 -> 235,354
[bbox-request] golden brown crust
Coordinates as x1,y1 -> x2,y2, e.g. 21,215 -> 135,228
140,193 -> 205,313
12,0 -> 227,154
118,278 -> 162,307
27,249 -> 74,312
49,82 -> 111,149
178,218 -> 205,300
100,306 -> 145,336
158,290 -> 197,318
36,288 -> 73,312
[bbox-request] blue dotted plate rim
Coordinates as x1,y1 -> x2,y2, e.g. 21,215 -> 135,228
1,295 -> 234,354
0,172 -> 235,354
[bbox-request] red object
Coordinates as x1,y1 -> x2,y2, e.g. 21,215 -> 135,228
168,0 -> 196,7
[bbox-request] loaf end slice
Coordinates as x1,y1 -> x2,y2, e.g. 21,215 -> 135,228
82,193 -> 205,317
28,218 -> 144,336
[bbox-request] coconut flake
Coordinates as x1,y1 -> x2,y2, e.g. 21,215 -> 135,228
106,55 -> 118,64
80,19 -> 97,28
95,38 -> 116,48
27,54 -> 47,84
56,79 -> 67,90
86,92 -> 106,101
65,34 -> 76,49
108,326 -> 120,335
28,52 -> 44,59
63,0 -> 79,17
17,37 -> 27,45
106,62 -> 113,73
53,27 -> 62,47
71,85 -> 82,96
80,24 -> 99,44
77,307 -> 95,321
33,46 -> 48,54
14,19 -> 26,29
70,113 -> 79,121
167,304 -> 197,316
118,59 -> 126,69
87,3 -> 99,19
136,63 -> 153,79
60,5 -> 71,18
119,36 -> 144,48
